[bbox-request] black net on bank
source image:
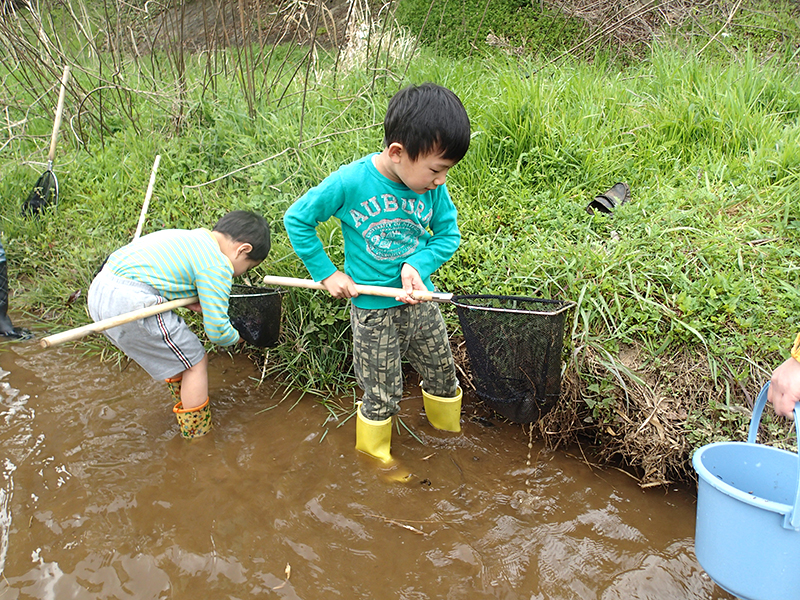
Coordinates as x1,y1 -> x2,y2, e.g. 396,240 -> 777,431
228,285 -> 283,347
453,295 -> 574,424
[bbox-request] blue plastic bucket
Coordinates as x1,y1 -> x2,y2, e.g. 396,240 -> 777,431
693,383 -> 800,600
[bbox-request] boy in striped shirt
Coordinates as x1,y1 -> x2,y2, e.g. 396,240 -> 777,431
87,210 -> 270,438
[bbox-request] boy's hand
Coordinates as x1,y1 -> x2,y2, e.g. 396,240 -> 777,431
769,356 -> 800,418
398,263 -> 425,305
186,302 -> 203,313
322,271 -> 359,299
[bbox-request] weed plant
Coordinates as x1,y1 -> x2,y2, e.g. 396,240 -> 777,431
0,0 -> 799,483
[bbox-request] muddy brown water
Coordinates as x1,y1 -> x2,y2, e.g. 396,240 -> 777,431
0,322 -> 735,599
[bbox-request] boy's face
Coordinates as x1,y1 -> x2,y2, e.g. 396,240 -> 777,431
389,144 -> 458,195
231,256 -> 261,278
226,242 -> 261,277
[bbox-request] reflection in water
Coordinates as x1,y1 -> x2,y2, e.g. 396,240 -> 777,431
1,364 -> 39,580
0,333 -> 733,599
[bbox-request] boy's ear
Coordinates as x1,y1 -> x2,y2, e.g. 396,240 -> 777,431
236,242 -> 253,257
387,142 -> 405,163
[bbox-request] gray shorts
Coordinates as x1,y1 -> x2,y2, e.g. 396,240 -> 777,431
351,301 -> 458,420
87,269 -> 205,381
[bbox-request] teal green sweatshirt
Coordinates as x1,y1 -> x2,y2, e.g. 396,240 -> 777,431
284,153 -> 460,309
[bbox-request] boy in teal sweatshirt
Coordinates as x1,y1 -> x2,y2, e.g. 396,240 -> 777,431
284,83 -> 471,463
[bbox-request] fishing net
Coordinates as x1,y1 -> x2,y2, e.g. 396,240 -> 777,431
22,168 -> 57,217
228,284 -> 283,347
453,295 -> 574,423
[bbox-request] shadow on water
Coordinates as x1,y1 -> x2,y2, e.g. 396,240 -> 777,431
0,320 -> 735,599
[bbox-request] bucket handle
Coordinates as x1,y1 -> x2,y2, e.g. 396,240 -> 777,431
747,382 -> 800,530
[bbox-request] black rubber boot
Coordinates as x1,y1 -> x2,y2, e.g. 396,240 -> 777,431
0,260 -> 31,339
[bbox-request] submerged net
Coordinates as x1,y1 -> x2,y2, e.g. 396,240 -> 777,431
228,284 -> 283,347
453,295 -> 574,424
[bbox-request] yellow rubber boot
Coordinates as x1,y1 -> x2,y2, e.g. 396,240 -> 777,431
173,397 -> 212,439
355,402 -> 393,463
423,387 -> 463,432
165,375 -> 182,404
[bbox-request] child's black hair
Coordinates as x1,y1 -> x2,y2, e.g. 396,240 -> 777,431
383,83 -> 471,163
214,210 -> 271,262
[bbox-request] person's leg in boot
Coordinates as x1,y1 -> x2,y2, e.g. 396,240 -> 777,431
351,306 -> 409,478
87,271 -> 209,437
422,387 -> 462,432
172,355 -> 212,439
0,245 -> 30,339
355,401 -> 392,463
356,397 -> 412,482
407,302 -> 462,432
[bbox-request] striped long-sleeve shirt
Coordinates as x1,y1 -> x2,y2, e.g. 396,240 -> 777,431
106,228 -> 239,346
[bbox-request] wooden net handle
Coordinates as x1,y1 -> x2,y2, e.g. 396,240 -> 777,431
47,65 -> 70,164
261,275 -> 452,302
40,296 -> 198,348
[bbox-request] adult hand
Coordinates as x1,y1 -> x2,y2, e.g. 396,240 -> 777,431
768,356 -> 800,418
322,271 -> 359,299
398,263 -> 425,305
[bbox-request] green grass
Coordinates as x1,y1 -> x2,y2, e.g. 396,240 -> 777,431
394,0 -> 585,59
1,2 -> 799,483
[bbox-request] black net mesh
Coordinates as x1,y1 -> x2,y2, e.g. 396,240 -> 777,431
453,295 -> 573,423
22,170 -> 58,217
228,285 -> 283,347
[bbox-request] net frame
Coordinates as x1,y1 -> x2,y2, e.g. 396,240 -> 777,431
451,294 -> 575,424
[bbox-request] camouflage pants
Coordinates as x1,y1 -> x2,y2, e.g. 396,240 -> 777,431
351,301 -> 458,421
